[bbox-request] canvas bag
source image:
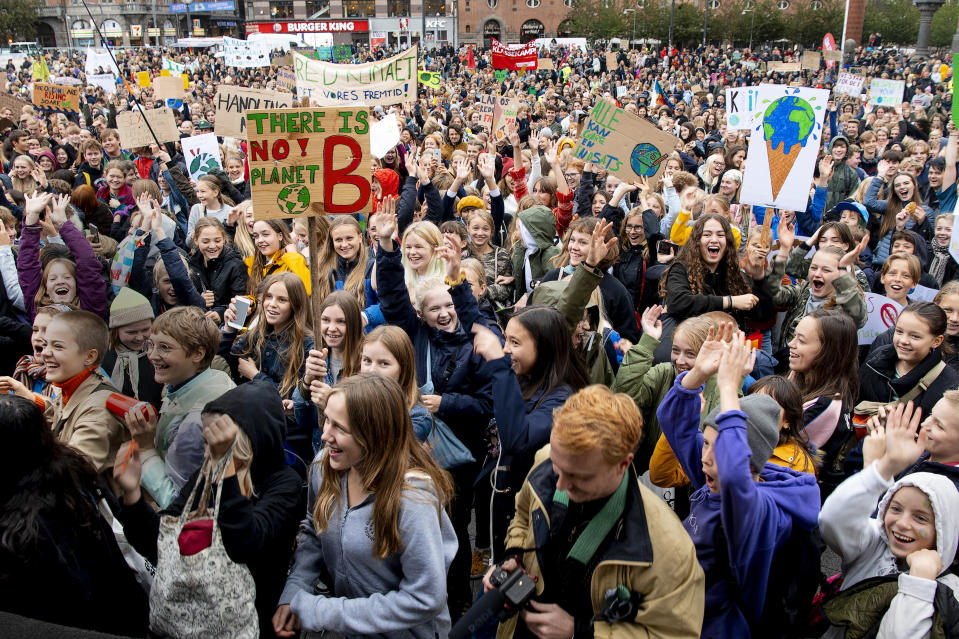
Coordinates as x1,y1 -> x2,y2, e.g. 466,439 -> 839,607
149,443 -> 258,639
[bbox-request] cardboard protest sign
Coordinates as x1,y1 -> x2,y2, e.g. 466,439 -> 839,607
834,72 -> 865,97
606,52 -> 618,70
474,94 -> 496,133
823,49 -> 842,62
538,58 -> 554,70
88,73 -> 116,94
293,47 -> 417,107
801,51 -> 821,70
153,76 -> 185,100
491,39 -> 537,71
868,79 -> 905,106
857,293 -> 903,345
768,62 -> 801,73
573,98 -> 680,185
725,86 -> 761,130
492,96 -> 521,142
182,133 -> 222,182
214,86 -> 294,138
0,92 -> 29,118
271,54 -> 292,68
32,83 -> 80,114
246,107 -> 372,221
277,66 -> 296,90
116,107 -> 179,148
740,85 -> 829,212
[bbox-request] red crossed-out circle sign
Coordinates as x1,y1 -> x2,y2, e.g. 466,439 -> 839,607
880,304 -> 899,328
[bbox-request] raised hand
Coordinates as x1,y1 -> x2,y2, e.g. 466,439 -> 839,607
202,413 -> 239,461
716,330 -> 754,397
876,401 -> 925,480
113,441 -> 143,506
585,219 -> 616,268
24,191 -> 53,225
777,216 -> 795,253
376,198 -> 398,250
839,233 -> 870,268
684,322 -> 735,388
471,323 -> 505,362
640,304 -> 664,341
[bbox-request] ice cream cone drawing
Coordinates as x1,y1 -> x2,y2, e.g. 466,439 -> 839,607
760,94 -> 818,200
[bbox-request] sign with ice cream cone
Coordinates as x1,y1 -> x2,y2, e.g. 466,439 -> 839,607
740,85 -> 829,212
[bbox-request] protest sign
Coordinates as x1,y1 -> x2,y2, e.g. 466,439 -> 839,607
223,36 -> 270,68
418,69 -> 441,89
606,52 -> 618,69
370,112 -> 401,159
293,47 -> 417,107
246,107 -> 372,221
740,85 -> 829,212
276,66 -> 296,90
768,62 -> 801,73
153,76 -> 185,100
214,85 -> 294,138
162,57 -> 184,76
32,83 -> 80,114
616,85 -> 627,98
801,51 -> 821,70
823,49 -> 842,62
823,33 -> 838,67
271,54 -> 292,68
333,45 -> 352,62
136,72 -> 151,87
834,72 -> 865,97
857,293 -> 903,345
491,39 -> 537,70
912,284 -> 940,303
868,79 -> 905,105
492,96 -> 521,142
474,94 -> 496,132
85,49 -> 120,76
182,133 -> 222,181
538,58 -> 554,70
725,86 -> 761,130
949,211 -> 959,264
573,98 -> 680,185
88,73 -> 116,94
116,107 -> 179,148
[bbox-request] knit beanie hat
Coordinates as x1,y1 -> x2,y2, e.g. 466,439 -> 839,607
109,288 -> 155,328
703,394 -> 781,473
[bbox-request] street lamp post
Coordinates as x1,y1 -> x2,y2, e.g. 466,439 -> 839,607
668,0 -> 675,50
623,8 -> 636,47
702,0 -> 709,48
742,8 -> 755,51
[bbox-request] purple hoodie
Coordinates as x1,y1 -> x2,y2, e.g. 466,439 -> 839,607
658,373 -> 821,638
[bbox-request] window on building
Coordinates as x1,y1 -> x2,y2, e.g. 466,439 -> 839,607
810,0 -> 822,7
388,0 -> 409,14
777,0 -> 788,7
564,0 -> 573,6
707,0 -> 719,8
343,0 -> 374,15
466,24 -> 471,32
424,0 -> 444,14
526,0 -> 539,7
487,0 -> 497,8
305,0 -> 329,16
270,0 -> 293,17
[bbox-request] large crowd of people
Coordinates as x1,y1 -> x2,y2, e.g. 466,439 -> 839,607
0,35 -> 958,638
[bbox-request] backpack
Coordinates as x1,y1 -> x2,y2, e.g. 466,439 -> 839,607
709,522 -> 826,639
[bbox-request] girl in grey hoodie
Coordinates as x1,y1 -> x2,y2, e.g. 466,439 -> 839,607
274,374 -> 457,639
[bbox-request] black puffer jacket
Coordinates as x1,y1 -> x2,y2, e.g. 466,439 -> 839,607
188,245 -> 249,321
859,344 -> 959,419
119,380 -> 304,637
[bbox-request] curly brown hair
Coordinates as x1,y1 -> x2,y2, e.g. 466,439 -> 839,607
659,213 -> 751,298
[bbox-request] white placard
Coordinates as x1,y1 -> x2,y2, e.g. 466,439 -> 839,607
868,79 -> 905,106
833,72 -> 865,98
370,112 -> 401,159
740,86 -> 829,212
725,86 -> 762,130
857,293 -> 903,345
181,133 -> 222,182
162,57 -> 185,76
88,73 -> 116,94
222,36 -> 271,68
950,214 -> 959,265
911,284 -> 940,303
85,49 -> 120,76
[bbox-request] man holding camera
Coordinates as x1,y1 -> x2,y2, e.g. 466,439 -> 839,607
482,385 -> 704,639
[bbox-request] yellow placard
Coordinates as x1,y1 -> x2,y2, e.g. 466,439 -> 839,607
136,71 -> 150,87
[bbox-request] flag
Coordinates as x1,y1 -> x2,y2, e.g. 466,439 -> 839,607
467,46 -> 475,70
162,57 -> 184,76
418,69 -> 442,89
32,56 -> 50,82
654,79 -> 674,109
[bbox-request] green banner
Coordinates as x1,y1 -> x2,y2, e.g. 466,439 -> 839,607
495,69 -> 507,82
333,45 -> 352,63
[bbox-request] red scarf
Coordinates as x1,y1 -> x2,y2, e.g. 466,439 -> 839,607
52,366 -> 96,406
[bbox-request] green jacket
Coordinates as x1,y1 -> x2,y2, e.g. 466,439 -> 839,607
612,333 -> 722,474
531,262 -> 613,386
768,257 -> 866,353
511,205 -> 559,298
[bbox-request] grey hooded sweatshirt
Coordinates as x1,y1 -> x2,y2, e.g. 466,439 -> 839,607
279,454 -> 457,638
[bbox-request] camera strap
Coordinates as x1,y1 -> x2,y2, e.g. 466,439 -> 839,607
552,471 -> 628,566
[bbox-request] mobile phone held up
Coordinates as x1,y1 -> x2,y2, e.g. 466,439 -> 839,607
228,296 -> 253,331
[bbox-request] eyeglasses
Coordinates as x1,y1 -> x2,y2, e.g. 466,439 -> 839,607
144,340 -> 179,356
563,172 -> 581,181
625,225 -> 644,232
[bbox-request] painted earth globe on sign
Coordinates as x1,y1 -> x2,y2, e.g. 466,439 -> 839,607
630,143 -> 662,178
277,185 -> 311,216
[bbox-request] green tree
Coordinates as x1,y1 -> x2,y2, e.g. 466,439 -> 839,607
790,0 -> 844,46
930,0 -> 959,48
563,0 -> 633,40
0,0 -> 41,43
863,0 -> 919,44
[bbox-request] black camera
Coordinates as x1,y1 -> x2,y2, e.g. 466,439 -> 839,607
449,563 -> 538,639
488,564 -> 538,615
